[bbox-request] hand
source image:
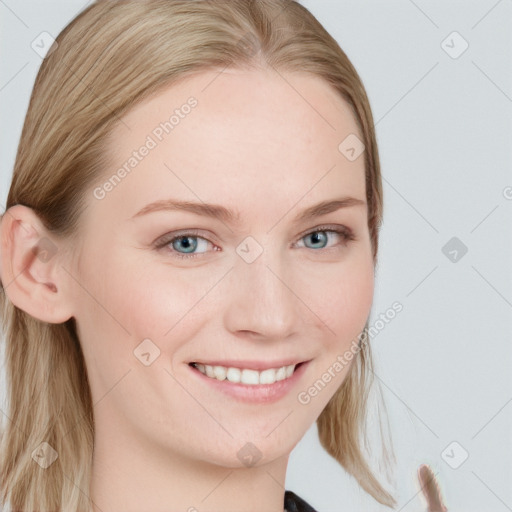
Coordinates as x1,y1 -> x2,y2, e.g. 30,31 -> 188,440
417,464 -> 448,512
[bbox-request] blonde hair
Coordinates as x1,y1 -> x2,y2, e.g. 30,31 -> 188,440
0,0 -> 395,509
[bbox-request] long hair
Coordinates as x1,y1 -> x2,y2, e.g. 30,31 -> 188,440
0,1 -> 395,509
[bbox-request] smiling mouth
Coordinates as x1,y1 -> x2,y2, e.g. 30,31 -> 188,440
189,361 -> 305,386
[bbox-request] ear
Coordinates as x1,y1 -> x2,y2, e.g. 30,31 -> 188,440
0,204 -> 74,324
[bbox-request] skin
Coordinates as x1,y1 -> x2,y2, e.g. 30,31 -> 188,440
0,67 -> 446,511
419,464 -> 448,511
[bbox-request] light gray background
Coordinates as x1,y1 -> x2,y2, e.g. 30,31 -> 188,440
1,1 -> 511,511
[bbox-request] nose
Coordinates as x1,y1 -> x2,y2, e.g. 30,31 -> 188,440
222,247 -> 299,342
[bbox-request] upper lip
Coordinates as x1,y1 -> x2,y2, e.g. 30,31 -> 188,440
189,359 -> 308,372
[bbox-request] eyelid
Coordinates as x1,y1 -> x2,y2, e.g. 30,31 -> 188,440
153,224 -> 355,258
292,224 -> 355,249
297,223 -> 354,240
153,228 -> 216,246
154,224 -> 353,242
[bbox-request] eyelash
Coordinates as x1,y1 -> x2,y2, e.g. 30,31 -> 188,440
154,225 -> 356,260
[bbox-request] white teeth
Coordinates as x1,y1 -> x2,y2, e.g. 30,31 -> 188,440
226,367 -> 241,383
195,363 -> 297,385
276,366 -> 286,381
241,369 -> 260,385
259,368 -> 276,384
213,366 -> 227,380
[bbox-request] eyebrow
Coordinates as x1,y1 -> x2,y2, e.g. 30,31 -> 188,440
131,196 -> 366,225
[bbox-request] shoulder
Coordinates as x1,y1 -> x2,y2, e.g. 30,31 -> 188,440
284,490 -> 319,512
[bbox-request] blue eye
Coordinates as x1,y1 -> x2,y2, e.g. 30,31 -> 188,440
298,228 -> 353,250
158,231 -> 214,260
154,226 -> 355,260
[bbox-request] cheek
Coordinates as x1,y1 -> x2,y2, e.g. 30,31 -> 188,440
73,248 -> 179,358
300,255 -> 374,343
94,257 -> 213,357
113,255 -> 374,346
103,272 -> 184,344
79,239 -> 374,363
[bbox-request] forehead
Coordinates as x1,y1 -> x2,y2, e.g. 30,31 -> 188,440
94,67 -> 366,224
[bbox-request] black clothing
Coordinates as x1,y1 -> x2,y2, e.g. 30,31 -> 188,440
284,490 -> 318,512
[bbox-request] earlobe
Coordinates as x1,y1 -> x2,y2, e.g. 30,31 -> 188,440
0,205 -> 74,324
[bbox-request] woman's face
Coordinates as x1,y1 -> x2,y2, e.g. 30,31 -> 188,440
69,67 -> 374,468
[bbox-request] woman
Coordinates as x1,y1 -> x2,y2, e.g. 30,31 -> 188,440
0,1 -> 447,510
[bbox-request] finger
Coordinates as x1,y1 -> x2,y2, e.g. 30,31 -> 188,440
417,464 -> 448,512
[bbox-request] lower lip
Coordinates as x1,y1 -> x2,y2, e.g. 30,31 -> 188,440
188,361 -> 310,404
